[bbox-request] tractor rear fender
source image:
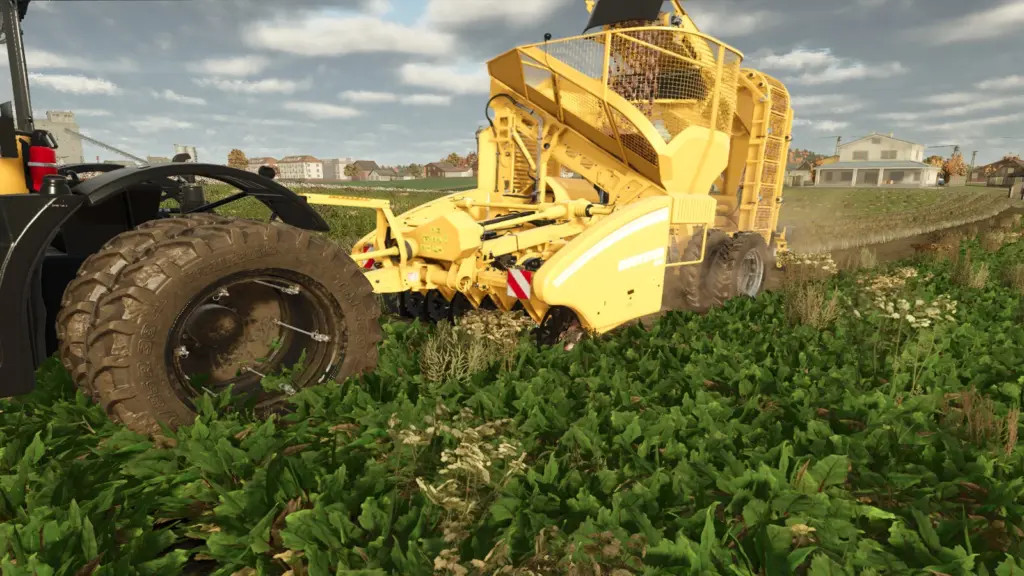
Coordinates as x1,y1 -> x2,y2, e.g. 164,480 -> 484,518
532,196 -> 673,334
0,192 -> 88,398
72,163 -> 330,231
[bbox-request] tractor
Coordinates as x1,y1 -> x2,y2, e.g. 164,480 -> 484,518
0,0 -> 793,436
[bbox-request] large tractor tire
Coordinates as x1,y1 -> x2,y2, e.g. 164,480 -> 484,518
678,228 -> 730,314
709,231 -> 771,305
82,217 -> 382,436
56,213 -> 229,399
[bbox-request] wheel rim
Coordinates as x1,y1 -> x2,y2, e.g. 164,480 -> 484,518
737,249 -> 765,296
165,269 -> 346,408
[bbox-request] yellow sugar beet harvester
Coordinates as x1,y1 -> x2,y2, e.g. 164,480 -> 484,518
306,0 -> 794,345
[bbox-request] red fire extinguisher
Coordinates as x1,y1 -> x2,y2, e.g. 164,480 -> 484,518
27,130 -> 59,192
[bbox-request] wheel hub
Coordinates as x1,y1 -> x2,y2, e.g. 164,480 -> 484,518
184,304 -> 244,349
737,250 -> 765,296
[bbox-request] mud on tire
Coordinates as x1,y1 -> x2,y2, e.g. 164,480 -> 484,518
83,217 -> 382,436
676,228 -> 730,314
56,213 -> 229,399
709,231 -> 770,305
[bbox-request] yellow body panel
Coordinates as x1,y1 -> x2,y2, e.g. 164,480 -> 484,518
533,196 -> 672,332
0,134 -> 30,195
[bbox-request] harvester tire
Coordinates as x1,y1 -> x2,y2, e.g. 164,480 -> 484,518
679,229 -> 730,314
56,213 -> 229,399
709,232 -> 770,305
425,290 -> 452,323
402,291 -> 426,319
83,218 -> 382,436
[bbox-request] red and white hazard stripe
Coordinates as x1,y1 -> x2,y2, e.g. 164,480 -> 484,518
361,243 -> 375,270
507,269 -> 533,300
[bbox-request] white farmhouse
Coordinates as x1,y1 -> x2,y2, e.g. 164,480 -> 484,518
815,133 -> 940,187
277,155 -> 323,180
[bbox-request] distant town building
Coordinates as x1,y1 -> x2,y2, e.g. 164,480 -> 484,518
814,132 -> 939,187
246,157 -> 278,174
146,156 -> 170,164
367,167 -> 398,181
969,156 -> 1024,187
35,110 -> 84,165
785,160 -> 813,187
350,160 -> 379,181
321,157 -> 354,180
278,155 -> 323,180
425,162 -> 473,178
173,144 -> 198,162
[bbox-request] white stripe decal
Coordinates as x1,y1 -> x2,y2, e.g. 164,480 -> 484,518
553,207 -> 670,288
618,247 -> 666,271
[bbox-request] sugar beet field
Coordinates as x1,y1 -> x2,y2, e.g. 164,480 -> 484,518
1,185 -> 1023,575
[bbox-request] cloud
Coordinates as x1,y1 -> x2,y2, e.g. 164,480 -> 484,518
398,62 -> 489,95
978,74 -> 1024,91
920,92 -> 976,105
918,111 -> 1024,133
154,89 -> 206,106
757,49 -> 836,71
790,94 -> 865,114
401,94 -> 452,106
754,47 -> 905,85
880,93 -> 1024,123
1,47 -> 137,73
187,56 -> 269,77
207,114 -> 313,128
423,0 -> 574,28
340,90 -> 398,103
694,9 -> 781,37
798,62 -> 905,85
917,0 -> 1024,44
73,109 -> 113,117
28,73 -> 120,95
283,101 -> 362,119
194,77 -> 311,94
339,90 -> 452,106
810,120 -> 850,132
245,13 -> 455,57
130,116 -> 194,134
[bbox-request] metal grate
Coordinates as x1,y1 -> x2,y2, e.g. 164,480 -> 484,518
764,139 -> 781,162
540,35 -> 607,80
610,108 -> 659,165
528,26 -> 741,146
768,114 -> 786,138
760,162 -> 777,187
522,55 -> 555,100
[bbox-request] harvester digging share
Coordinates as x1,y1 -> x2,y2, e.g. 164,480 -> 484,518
0,0 -> 793,436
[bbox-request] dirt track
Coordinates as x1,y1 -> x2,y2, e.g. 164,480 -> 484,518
828,201 -> 1024,269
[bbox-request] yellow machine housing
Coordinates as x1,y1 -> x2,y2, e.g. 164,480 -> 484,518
304,0 -> 794,337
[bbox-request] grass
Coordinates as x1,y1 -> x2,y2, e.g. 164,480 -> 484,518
196,182 -> 1017,257
279,176 -> 477,192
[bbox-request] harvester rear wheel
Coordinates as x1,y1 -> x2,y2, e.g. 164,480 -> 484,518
56,213 -> 229,399
709,232 -> 770,304
83,218 -> 381,436
402,291 -> 426,319
536,306 -> 585,351
680,229 -> 730,314
449,293 -> 475,320
425,290 -> 452,323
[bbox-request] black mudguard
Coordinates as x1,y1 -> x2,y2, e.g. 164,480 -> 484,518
0,163 -> 328,398
0,192 -> 87,397
72,163 -> 329,231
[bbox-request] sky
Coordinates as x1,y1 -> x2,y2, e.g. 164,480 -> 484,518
2,0 -> 1023,167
